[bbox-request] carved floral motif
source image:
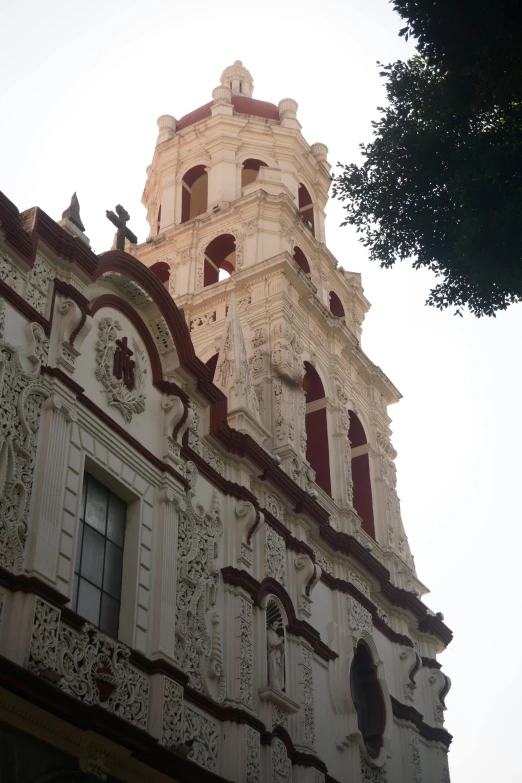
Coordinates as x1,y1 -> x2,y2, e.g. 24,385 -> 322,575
410,730 -> 422,783
302,646 -> 315,747
348,596 -> 373,633
361,760 -> 386,782
272,738 -> 291,782
238,596 -> 253,705
0,328 -> 49,573
266,526 -> 287,587
175,491 -> 225,701
161,677 -> 184,748
26,254 -> 53,315
95,318 -> 147,423
184,706 -> 219,772
246,726 -> 260,783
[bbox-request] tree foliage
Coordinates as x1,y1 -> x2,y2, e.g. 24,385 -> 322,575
333,0 -> 522,316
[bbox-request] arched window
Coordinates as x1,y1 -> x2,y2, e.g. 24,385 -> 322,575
348,411 -> 375,538
303,362 -> 331,496
266,599 -> 286,692
149,261 -> 170,289
350,641 -> 386,759
298,183 -> 315,236
181,165 -> 208,223
293,246 -> 310,275
241,158 -> 268,188
203,234 -> 236,287
329,290 -> 345,318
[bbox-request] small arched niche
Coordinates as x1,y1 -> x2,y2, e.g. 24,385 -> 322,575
348,411 -> 375,538
298,183 -> 315,236
203,234 -> 236,287
241,158 -> 268,188
181,165 -> 208,223
266,599 -> 286,692
329,290 -> 345,318
350,641 -> 386,759
303,362 -> 331,496
293,246 -> 310,275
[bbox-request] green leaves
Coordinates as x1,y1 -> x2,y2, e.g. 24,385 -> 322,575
333,3 -> 522,317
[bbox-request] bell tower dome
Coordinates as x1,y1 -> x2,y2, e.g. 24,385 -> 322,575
220,59 -> 254,97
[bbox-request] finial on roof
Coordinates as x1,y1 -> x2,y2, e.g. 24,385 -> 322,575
220,61 -> 254,98
62,192 -> 85,232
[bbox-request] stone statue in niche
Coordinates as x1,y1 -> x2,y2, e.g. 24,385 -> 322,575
267,602 -> 286,691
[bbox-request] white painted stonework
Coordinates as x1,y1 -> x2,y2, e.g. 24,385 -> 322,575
0,63 -> 452,783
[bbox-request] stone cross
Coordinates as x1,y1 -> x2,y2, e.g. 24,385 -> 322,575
113,336 -> 135,389
106,204 -> 138,251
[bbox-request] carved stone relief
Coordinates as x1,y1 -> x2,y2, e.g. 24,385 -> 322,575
175,491 -> 225,702
94,317 -> 147,423
26,254 -> 53,316
161,677 -> 184,749
28,598 -> 149,730
400,646 -> 421,703
361,759 -> 386,782
0,327 -> 49,573
272,737 -> 292,782
246,726 -> 260,783
238,596 -> 254,706
184,705 -> 219,772
302,646 -> 315,747
265,526 -> 287,587
410,730 -> 422,783
348,596 -> 373,633
294,554 -> 321,618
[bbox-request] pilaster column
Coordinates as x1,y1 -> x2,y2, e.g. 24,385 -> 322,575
150,484 -> 183,660
27,387 -> 77,583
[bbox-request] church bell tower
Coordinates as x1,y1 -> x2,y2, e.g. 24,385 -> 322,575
136,61 -> 416,584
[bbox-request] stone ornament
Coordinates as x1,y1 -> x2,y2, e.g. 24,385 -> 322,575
175,490 -> 226,702
348,596 -> 373,633
294,553 -> 322,619
161,677 -> 184,749
95,317 -> 147,423
235,499 -> 263,568
246,726 -> 260,783
0,325 -> 49,573
265,526 -> 287,587
400,646 -> 421,703
28,598 -> 149,730
184,705 -> 219,772
271,737 -> 292,782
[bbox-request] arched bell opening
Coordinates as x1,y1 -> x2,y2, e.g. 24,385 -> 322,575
329,290 -> 345,319
149,261 -> 170,290
303,361 -> 331,496
241,158 -> 268,188
181,165 -> 208,223
350,641 -> 386,759
348,411 -> 375,538
298,183 -> 315,236
293,246 -> 311,275
203,234 -> 236,287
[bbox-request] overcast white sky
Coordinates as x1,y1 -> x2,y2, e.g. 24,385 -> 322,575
2,1 -> 521,779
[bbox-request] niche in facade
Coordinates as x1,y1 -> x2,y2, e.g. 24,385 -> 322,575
350,641 -> 386,759
298,183 -> 315,236
203,234 -> 236,287
293,246 -> 311,275
348,411 -> 375,538
181,165 -> 208,223
303,361 -> 331,496
241,158 -> 268,188
329,290 -> 345,319
266,599 -> 286,692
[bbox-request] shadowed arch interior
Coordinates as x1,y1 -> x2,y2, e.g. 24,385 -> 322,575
329,290 -> 345,318
298,183 -> 315,236
149,261 -> 170,287
350,641 -> 386,759
181,165 -> 208,223
204,234 -> 236,287
303,361 -> 331,496
241,158 -> 268,187
293,246 -> 310,275
348,410 -> 375,538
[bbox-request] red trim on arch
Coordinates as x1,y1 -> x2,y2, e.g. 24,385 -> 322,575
90,294 -> 164,384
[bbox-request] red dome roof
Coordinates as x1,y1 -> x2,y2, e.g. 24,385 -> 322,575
177,95 -> 279,131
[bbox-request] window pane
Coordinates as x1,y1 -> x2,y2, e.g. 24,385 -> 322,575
79,525 -> 105,587
107,494 -> 126,547
75,522 -> 84,573
84,475 -> 108,533
103,540 -> 123,600
72,575 -> 79,611
77,579 -> 101,625
100,593 -> 120,638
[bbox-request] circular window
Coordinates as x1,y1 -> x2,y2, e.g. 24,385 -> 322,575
350,642 -> 386,758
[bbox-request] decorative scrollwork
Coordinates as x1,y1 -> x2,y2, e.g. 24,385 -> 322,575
95,317 -> 147,423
